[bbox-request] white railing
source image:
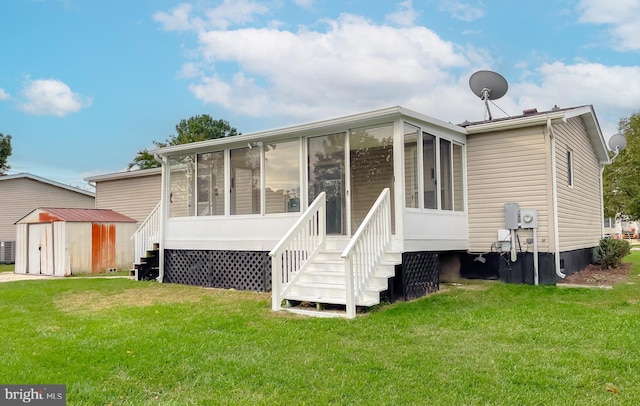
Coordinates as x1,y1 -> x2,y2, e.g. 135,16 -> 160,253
270,192 -> 326,311
131,202 -> 161,265
342,188 -> 391,319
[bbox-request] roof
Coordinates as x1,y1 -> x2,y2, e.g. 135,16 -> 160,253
84,167 -> 161,182
16,208 -> 136,224
462,105 -> 610,165
0,173 -> 95,197
151,105 -> 467,156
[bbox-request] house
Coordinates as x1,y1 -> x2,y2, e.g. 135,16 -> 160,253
85,168 -> 161,224
14,207 -> 137,275
131,105 -> 610,318
0,173 -> 95,264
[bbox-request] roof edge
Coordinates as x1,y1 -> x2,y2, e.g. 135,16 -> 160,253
0,173 -> 95,197
85,167 -> 162,182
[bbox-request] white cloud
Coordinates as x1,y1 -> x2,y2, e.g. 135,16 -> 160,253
18,78 -> 92,117
185,13 -> 477,121
154,0 -> 269,32
438,0 -> 485,22
0,88 -> 9,101
153,3 -> 195,31
513,62 -> 640,134
385,0 -> 419,27
578,0 -> 640,51
294,0 -> 314,9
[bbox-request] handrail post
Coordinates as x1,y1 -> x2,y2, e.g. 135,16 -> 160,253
272,254 -> 282,311
344,257 -> 356,319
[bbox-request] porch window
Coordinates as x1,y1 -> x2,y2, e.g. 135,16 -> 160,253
264,139 -> 300,214
230,147 -> 261,215
440,139 -> 452,210
169,154 -> 195,217
423,132 -> 437,209
197,151 -> 225,216
350,124 -> 394,233
453,143 -> 464,211
404,123 -> 419,208
404,123 -> 465,212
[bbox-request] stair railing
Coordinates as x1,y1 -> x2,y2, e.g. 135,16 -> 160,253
270,192 -> 326,311
342,188 -> 391,319
131,202 -> 161,266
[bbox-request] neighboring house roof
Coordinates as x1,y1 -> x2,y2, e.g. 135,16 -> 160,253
84,167 -> 161,182
462,105 -> 610,165
150,105 -> 468,156
16,207 -> 136,224
0,173 -> 95,197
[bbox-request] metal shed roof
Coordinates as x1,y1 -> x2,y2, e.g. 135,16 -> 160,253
16,207 -> 137,224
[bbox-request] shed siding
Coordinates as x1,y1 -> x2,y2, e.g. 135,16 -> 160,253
0,178 -> 94,241
95,173 -> 161,223
467,126 -> 551,253
554,118 -> 603,251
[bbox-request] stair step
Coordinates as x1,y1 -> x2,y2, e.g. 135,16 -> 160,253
283,293 -> 379,307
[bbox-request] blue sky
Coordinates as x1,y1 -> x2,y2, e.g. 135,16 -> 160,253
0,0 -> 638,188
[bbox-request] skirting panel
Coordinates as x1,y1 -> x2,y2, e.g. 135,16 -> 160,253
390,252 -> 439,301
164,249 -> 272,292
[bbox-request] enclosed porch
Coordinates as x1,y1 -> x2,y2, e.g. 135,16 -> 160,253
137,106 -> 469,317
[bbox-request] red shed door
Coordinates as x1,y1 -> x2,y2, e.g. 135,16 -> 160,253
92,223 -> 116,273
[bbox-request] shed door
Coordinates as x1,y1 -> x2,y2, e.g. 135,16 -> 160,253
28,223 -> 54,275
92,223 -> 116,273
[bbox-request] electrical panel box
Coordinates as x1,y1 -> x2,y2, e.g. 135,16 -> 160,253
520,208 -> 538,229
504,202 -> 519,229
498,229 -> 511,252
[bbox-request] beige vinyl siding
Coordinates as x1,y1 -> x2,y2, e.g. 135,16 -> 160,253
467,126 -> 551,253
94,173 -> 161,223
554,117 -> 602,251
0,178 -> 94,241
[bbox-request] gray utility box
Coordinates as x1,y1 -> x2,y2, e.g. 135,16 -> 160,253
505,202 -> 519,229
520,209 -> 539,229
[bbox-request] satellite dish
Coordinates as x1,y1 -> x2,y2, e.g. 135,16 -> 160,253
608,133 -> 627,152
469,70 -> 508,120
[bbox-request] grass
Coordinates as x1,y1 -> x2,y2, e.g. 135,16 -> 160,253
1,254 -> 640,405
0,263 -> 14,272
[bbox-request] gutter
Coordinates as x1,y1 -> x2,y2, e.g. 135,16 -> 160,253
548,118 -> 565,279
154,153 -> 167,283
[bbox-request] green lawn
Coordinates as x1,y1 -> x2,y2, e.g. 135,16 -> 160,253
0,263 -> 14,272
1,254 -> 640,405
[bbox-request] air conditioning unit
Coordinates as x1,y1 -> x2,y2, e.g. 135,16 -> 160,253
0,241 -> 15,263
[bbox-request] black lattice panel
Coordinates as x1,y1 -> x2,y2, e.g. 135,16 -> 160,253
164,250 -> 210,287
402,252 -> 439,300
164,249 -> 271,292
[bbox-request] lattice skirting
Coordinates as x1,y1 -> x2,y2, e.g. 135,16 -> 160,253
164,249 -> 272,292
399,252 -> 439,301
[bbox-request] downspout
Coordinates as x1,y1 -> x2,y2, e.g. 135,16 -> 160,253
600,165 -> 605,237
547,118 -> 565,279
154,153 -> 168,283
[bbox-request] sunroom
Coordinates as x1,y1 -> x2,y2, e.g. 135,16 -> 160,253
140,106 -> 468,317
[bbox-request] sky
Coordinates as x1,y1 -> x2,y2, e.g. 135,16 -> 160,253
0,0 -> 638,189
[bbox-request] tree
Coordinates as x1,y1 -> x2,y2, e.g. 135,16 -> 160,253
0,133 -> 12,175
603,111 -> 640,219
129,115 -> 240,170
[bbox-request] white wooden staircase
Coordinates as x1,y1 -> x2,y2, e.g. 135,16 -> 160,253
283,248 -> 400,311
271,188 -> 399,318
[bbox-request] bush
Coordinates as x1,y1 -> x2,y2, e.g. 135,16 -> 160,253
598,238 -> 631,269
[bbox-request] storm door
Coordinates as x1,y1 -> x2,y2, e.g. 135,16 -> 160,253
308,133 -> 346,234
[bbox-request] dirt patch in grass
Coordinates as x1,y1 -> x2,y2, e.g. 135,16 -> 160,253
54,284 -> 268,312
561,262 -> 632,286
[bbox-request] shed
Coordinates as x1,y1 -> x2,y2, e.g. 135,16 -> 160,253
14,208 -> 137,276
0,173 -> 95,263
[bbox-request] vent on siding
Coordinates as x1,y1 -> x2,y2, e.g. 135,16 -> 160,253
0,241 -> 15,263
